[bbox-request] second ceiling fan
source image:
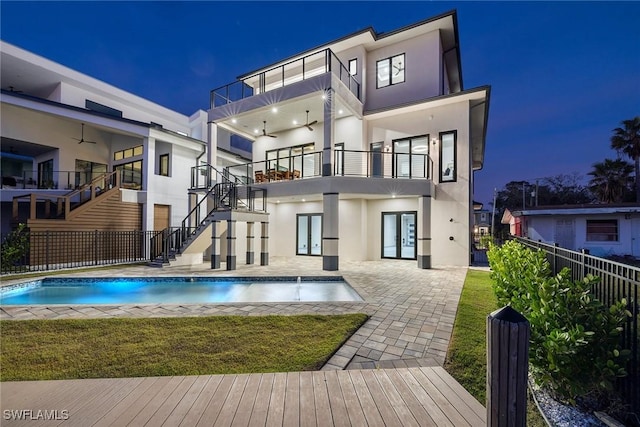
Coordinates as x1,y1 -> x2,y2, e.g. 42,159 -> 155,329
262,121 -> 277,138
300,110 -> 317,131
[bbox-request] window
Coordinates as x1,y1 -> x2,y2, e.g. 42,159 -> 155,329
158,154 -> 169,176
586,219 -> 618,242
376,53 -> 405,88
75,159 -> 107,187
348,58 -> 357,76
85,100 -> 123,118
439,130 -> 457,183
114,145 -> 143,161
115,160 -> 143,190
266,143 -> 316,178
392,135 -> 428,179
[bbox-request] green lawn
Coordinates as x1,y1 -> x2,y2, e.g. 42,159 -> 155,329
444,269 -> 546,426
0,314 -> 368,381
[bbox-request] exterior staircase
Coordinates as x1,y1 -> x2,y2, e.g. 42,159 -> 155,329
148,166 -> 266,267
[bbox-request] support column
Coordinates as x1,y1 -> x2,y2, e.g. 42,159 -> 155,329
417,195 -> 432,269
210,220 -> 221,269
207,122 -> 218,170
226,219 -> 236,270
322,88 -> 335,177
246,222 -> 254,264
260,221 -> 269,265
322,192 -> 339,271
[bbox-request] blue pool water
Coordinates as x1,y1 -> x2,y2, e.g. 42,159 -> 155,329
0,276 -> 363,305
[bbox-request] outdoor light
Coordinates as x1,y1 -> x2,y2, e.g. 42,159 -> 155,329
322,94 -> 327,100
254,129 -> 259,134
293,120 -> 298,125
231,118 -> 237,124
338,109 -> 343,115
302,198 -> 306,202
271,107 -> 278,113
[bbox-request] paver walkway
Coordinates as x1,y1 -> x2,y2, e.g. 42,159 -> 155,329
1,258 -> 467,369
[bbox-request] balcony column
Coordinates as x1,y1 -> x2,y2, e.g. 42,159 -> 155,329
417,195 -> 432,269
322,192 -> 339,271
142,136 -> 156,232
226,219 -> 236,270
208,122 -> 218,171
210,220 -> 221,269
322,88 -> 336,177
260,221 -> 269,265
246,221 -> 254,264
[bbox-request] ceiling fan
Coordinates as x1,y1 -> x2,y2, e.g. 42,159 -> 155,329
262,121 -> 277,138
72,123 -> 97,144
301,110 -> 317,131
393,61 -> 404,76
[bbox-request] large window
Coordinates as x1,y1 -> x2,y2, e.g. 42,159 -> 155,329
297,214 -> 322,256
439,130 -> 457,183
586,219 -> 618,242
114,145 -> 143,161
115,160 -> 143,190
266,143 -> 316,178
376,53 -> 405,88
75,159 -> 107,187
348,58 -> 357,76
393,135 -> 428,179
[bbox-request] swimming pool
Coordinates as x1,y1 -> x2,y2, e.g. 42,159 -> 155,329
0,276 -> 363,305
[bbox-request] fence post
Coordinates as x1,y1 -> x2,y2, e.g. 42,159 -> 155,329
487,306 -> 530,427
581,248 -> 590,278
552,243 -> 559,274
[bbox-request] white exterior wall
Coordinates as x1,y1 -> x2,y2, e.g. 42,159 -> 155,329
365,30 -> 441,111
526,214 -> 638,258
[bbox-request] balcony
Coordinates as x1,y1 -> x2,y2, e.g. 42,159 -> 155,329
210,49 -> 361,108
222,149 -> 434,184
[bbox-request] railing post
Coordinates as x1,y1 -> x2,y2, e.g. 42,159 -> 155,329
581,248 -> 589,278
553,243 -> 559,274
487,306 -> 530,427
94,230 -> 99,265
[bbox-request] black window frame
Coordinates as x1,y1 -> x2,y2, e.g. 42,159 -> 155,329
348,58 -> 357,76
391,134 -> 429,179
296,213 -> 323,256
439,130 -> 457,183
376,53 -> 405,89
158,153 -> 170,177
114,160 -> 143,190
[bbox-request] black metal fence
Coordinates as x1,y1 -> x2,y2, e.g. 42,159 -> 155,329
1,230 -> 155,274
515,237 -> 639,419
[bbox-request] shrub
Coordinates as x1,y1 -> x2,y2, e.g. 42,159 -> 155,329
487,240 -> 631,403
1,223 -> 29,272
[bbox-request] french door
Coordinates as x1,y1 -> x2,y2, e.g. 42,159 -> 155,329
297,214 -> 322,256
382,212 -> 416,259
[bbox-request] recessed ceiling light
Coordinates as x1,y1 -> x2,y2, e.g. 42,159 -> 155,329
293,120 -> 298,125
254,129 -> 259,134
231,118 -> 237,124
338,109 -> 343,115
271,107 -> 278,113
276,200 -> 280,204
302,198 -> 306,202
392,194 -> 396,198
322,94 -> 326,100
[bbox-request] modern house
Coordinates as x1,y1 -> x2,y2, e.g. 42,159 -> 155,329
206,9 -> 490,270
504,204 -> 640,258
1,9 -> 490,272
0,41 -> 249,238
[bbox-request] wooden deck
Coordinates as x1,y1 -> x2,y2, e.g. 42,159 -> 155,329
0,367 -> 485,426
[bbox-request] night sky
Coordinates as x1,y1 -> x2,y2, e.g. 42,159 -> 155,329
1,1 -> 638,206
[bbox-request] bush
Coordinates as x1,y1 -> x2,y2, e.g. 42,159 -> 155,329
1,223 -> 29,272
487,240 -> 631,403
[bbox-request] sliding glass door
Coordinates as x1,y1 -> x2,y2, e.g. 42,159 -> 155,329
382,212 -> 416,259
297,214 -> 322,256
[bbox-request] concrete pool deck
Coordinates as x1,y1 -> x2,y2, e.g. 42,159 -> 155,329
0,257 -> 468,370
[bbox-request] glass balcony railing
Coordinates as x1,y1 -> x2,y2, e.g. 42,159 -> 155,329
220,149 -> 433,184
210,49 -> 361,108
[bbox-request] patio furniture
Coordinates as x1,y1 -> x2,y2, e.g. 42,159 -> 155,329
254,170 -> 266,183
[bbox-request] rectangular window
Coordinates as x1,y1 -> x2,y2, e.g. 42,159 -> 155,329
348,58 -> 357,76
376,53 -> 405,88
113,145 -> 143,161
158,154 -> 169,176
392,135 -> 428,179
75,159 -> 107,187
266,143 -> 315,179
85,99 -> 123,118
115,160 -> 143,190
439,130 -> 457,183
586,219 -> 618,241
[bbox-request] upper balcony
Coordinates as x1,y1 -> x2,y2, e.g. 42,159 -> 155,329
210,49 -> 361,109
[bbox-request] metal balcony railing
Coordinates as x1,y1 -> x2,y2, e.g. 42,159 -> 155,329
210,49 -> 361,108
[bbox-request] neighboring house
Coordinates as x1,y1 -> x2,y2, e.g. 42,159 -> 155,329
206,10 -> 490,270
504,205 -> 640,258
473,208 -> 491,242
0,41 -> 248,236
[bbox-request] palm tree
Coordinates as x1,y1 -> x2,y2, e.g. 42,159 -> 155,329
588,158 -> 634,203
610,116 -> 640,201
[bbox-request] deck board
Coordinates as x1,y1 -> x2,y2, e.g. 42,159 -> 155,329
0,368 -> 486,426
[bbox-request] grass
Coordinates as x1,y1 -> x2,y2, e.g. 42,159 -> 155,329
444,269 -> 546,427
0,314 -> 368,381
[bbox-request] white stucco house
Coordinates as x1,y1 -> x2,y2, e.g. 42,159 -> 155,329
205,10 -> 490,270
0,41 -> 249,236
507,205 -> 640,258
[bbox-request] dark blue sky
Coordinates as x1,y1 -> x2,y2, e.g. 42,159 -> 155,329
1,1 -> 638,206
